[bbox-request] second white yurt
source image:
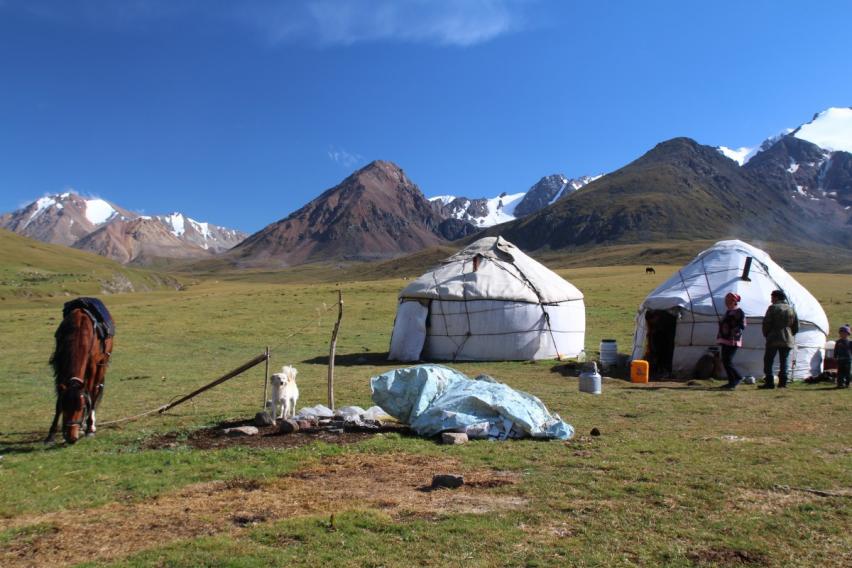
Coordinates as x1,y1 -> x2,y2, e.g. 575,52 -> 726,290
388,236 -> 585,361
631,239 -> 828,380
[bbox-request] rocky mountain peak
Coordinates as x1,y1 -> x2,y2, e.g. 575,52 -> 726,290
227,160 -> 461,267
0,192 -> 247,264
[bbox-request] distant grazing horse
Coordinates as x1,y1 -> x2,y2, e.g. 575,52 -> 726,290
46,298 -> 114,444
645,266 -> 656,275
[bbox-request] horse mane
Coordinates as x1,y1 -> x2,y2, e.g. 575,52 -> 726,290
49,309 -> 95,394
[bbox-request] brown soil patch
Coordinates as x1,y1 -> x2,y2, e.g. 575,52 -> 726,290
144,419 -> 414,450
687,547 -> 769,566
0,453 -> 523,567
728,487 -> 845,514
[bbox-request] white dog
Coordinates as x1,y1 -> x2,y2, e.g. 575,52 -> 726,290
269,365 -> 299,420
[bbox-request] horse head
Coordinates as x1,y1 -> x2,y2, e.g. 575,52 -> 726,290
59,377 -> 91,444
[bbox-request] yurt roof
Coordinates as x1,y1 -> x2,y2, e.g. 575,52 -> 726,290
640,240 -> 828,333
399,236 -> 583,304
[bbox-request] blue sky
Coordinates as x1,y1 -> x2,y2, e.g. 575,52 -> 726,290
1,0 -> 850,233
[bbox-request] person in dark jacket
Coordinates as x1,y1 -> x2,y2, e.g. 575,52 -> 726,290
716,292 -> 746,389
834,324 -> 851,388
760,290 -> 799,389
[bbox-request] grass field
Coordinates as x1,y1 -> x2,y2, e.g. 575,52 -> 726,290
0,259 -> 850,567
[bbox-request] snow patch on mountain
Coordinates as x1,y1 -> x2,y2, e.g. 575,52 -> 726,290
160,212 -> 187,237
546,176 -> 570,205
429,192 -> 526,227
23,196 -> 59,228
84,198 -> 117,225
479,192 -> 525,225
794,107 -> 852,153
719,129 -> 795,165
429,195 -> 456,206
718,146 -> 753,165
549,175 -> 601,203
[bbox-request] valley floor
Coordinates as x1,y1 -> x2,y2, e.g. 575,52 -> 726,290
0,266 -> 850,567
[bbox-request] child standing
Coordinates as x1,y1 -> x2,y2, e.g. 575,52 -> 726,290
835,325 -> 851,388
716,292 -> 747,389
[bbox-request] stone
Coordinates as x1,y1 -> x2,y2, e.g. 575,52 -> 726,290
278,419 -> 300,434
431,474 -> 464,489
254,411 -> 274,427
223,426 -> 259,437
441,432 -> 469,445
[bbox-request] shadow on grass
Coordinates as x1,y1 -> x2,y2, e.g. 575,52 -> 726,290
622,384 -> 718,391
301,352 -> 392,366
0,433 -> 65,454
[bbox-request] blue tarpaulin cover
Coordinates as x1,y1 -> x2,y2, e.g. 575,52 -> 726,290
370,365 -> 574,440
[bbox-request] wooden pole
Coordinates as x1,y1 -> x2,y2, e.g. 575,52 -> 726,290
327,290 -> 343,410
158,352 -> 270,414
262,345 -> 270,409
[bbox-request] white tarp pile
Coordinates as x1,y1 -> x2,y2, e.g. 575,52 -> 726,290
370,364 -> 574,440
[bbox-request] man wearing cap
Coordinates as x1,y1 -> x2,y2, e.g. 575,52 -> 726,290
760,290 -> 799,389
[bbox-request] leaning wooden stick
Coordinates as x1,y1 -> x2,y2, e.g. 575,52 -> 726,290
159,352 -> 270,414
262,345 -> 270,408
328,290 -> 343,411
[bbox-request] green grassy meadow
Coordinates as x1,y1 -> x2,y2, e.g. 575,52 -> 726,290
0,255 -> 850,567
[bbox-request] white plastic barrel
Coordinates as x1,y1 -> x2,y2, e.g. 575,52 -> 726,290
599,339 -> 618,368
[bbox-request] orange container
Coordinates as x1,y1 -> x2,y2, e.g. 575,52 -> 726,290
630,359 -> 649,383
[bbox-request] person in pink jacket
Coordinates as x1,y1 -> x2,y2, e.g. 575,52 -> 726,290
716,292 -> 746,389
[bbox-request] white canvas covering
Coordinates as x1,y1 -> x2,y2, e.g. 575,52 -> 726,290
389,236 -> 585,361
631,240 -> 829,380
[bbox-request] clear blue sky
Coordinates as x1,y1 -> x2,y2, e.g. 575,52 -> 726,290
1,0 -> 850,233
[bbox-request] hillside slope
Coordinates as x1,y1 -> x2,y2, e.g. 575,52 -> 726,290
0,229 -> 179,302
483,137 -> 846,251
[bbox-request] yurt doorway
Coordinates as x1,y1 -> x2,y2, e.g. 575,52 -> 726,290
644,310 -> 677,378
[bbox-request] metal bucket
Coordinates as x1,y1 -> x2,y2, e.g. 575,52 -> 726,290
579,362 -> 602,395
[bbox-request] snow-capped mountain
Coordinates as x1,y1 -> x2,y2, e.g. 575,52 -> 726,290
716,107 -> 852,208
793,107 -> 852,153
152,212 -> 244,252
718,107 -> 851,165
429,173 -> 598,227
514,174 -> 599,217
0,193 -> 135,247
430,192 -> 526,227
0,192 -> 247,264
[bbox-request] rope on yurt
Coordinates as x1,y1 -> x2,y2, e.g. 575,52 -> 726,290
430,269 -> 463,357
701,257 -> 722,321
677,268 -> 697,346
452,259 -> 474,361
492,257 -> 563,359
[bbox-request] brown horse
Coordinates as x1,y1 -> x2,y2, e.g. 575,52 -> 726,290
46,299 -> 114,445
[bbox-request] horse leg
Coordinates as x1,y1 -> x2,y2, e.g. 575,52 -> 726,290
45,397 -> 62,444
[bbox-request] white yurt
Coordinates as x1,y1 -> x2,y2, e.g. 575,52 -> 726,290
388,236 -> 585,361
631,239 -> 828,380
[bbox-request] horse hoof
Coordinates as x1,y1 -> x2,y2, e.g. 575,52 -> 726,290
44,437 -> 55,445
85,432 -> 96,438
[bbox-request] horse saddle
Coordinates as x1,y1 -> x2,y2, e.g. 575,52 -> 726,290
62,297 -> 115,342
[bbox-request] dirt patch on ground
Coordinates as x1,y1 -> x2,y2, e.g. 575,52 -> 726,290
687,547 -> 769,566
144,418 -> 415,450
0,453 -> 524,567
728,486 -> 852,514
